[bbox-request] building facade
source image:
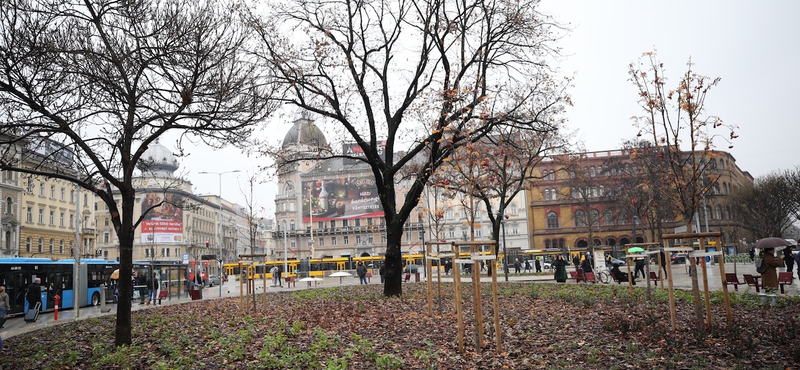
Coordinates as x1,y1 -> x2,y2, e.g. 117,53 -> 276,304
527,148 -> 754,255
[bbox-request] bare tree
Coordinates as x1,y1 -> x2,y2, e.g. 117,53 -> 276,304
245,0 -> 568,296
727,174 -> 794,239
628,50 -> 736,322
0,0 -> 274,345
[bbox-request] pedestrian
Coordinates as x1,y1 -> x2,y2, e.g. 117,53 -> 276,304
480,260 -> 486,272
760,247 -> 784,293
149,272 -> 159,305
524,259 -> 531,273
795,251 -> 800,281
634,258 -> 645,279
534,258 -> 541,273
514,258 -> 521,274
749,247 -> 755,263
379,263 -> 386,284
357,261 -> 368,285
276,265 -> 283,287
0,286 -> 9,328
270,266 -> 279,287
572,254 -> 581,271
553,255 -> 568,283
26,277 -> 42,312
659,249 -> 668,278
581,256 -> 593,274
784,245 -> 794,273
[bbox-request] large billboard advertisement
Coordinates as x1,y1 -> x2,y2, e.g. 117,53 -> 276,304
140,193 -> 184,243
302,177 -> 382,221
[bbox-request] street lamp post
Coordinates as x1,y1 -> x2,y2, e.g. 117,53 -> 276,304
198,170 -> 241,297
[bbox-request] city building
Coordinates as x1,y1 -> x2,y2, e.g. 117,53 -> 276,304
0,137 -> 22,257
527,148 -> 754,255
17,140 -> 96,260
94,143 -> 255,275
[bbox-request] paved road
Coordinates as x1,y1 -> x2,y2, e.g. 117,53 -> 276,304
3,261 -> 794,340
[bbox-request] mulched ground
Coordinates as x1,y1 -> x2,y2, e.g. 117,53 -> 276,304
2,282 -> 798,369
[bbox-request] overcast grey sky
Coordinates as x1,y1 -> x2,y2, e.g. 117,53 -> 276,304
176,0 -> 800,215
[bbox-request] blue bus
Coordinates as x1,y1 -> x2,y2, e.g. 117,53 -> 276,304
0,258 -> 118,316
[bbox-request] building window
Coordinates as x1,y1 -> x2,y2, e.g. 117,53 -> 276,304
39,182 -> 44,196
342,219 -> 348,227
330,220 -> 336,228
354,219 -> 361,227
331,236 -> 337,245
60,212 -> 65,226
543,189 -> 550,201
546,212 -> 559,229
70,189 -> 75,203
603,210 -> 614,225
84,194 -> 88,205
60,187 -> 65,201
510,205 -> 517,215
575,210 -> 587,227
4,197 -> 12,215
512,223 -> 519,235
49,239 -> 54,253
105,218 -> 109,226
38,209 -> 44,224
715,206 -> 722,220
289,202 -> 295,211
26,237 -> 31,253
449,228 -> 455,238
104,232 -> 110,243
343,235 -> 349,245
38,238 -> 43,253
318,238 -> 325,247
590,167 -> 596,177
26,207 -> 32,222
59,240 -> 64,254
545,239 -> 551,249
290,220 -> 295,230
69,214 -> 74,228
318,221 -> 324,230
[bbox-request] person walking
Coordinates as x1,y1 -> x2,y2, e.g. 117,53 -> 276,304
659,249 -> 668,278
634,258 -> 646,280
553,255 -> 568,283
534,258 -> 541,273
26,278 -> 42,312
0,286 -> 9,328
761,247 -> 784,293
276,265 -> 283,287
270,266 -> 279,287
357,262 -> 368,285
784,245 -> 794,274
524,259 -> 532,273
749,247 -> 755,263
379,263 -> 386,284
572,254 -> 581,271
513,258 -> 521,274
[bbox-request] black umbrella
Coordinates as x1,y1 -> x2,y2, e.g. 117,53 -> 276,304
753,237 -> 791,249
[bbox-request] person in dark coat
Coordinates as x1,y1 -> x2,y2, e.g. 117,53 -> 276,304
379,263 -> 386,284
534,259 -> 541,273
553,255 -> 568,283
783,245 -> 794,273
634,258 -> 646,279
659,250 -> 668,278
357,262 -> 368,285
572,254 -> 581,271
580,256 -> 593,274
611,264 -> 635,285
513,258 -> 521,274
26,278 -> 42,311
795,252 -> 800,281
761,248 -> 784,293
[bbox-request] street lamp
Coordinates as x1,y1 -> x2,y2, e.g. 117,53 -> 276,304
198,170 -> 241,297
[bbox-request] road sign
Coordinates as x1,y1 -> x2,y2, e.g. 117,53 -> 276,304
183,254 -> 189,264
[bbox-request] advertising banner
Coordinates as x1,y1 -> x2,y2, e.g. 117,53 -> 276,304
302,176 -> 382,221
140,193 -> 184,243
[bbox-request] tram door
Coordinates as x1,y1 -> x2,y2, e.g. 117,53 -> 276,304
3,273 -> 26,315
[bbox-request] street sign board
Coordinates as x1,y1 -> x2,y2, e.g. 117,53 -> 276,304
182,254 -> 189,264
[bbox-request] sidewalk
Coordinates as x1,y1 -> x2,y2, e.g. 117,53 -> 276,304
4,261 -> 793,339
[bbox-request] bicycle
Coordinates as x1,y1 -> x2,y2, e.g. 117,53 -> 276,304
593,265 -> 611,284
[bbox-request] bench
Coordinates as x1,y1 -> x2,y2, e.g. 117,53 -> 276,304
584,272 -> 597,284
286,276 -> 296,288
725,273 -> 742,291
569,270 -> 584,283
778,272 -> 793,294
649,271 -> 661,283
157,290 -> 168,305
743,274 -> 761,293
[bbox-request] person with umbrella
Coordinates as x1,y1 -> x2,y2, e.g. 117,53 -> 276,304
755,237 -> 791,293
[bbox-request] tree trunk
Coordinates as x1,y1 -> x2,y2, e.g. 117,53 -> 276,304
687,222 -> 704,323
115,230 -> 134,346
383,227 -> 403,297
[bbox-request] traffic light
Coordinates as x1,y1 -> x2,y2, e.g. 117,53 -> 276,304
205,240 -> 209,248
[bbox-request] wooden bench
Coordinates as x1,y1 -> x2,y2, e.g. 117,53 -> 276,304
725,273 -> 742,291
778,272 -> 793,294
743,274 -> 761,293
569,270 -> 585,283
584,272 -> 597,284
285,276 -> 296,288
649,271 -> 661,283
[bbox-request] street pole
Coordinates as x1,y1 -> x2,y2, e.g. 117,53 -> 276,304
284,225 -> 288,286
198,170 -> 240,297
420,223 -> 425,281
